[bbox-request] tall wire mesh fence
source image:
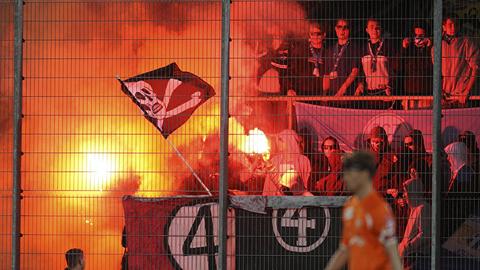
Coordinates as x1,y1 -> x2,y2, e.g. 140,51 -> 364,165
1,0 -> 480,269
0,1 -> 14,269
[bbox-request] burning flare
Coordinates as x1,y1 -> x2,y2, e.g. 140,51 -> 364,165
242,128 -> 270,159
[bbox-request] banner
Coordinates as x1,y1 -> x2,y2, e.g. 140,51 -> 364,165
295,102 -> 480,152
123,196 -> 344,270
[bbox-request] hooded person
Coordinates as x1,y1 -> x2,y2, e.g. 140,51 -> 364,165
458,130 -> 480,173
366,126 -> 397,193
263,129 -> 313,196
442,142 -> 479,244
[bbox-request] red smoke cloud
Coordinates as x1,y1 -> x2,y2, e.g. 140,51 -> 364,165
0,1 -> 308,268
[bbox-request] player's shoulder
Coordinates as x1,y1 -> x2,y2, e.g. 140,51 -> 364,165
365,192 -> 392,214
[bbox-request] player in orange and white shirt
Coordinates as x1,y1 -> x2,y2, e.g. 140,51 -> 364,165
325,151 -> 402,270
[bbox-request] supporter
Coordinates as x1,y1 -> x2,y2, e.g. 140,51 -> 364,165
356,19 -> 399,109
400,22 -> 433,109
311,136 -> 344,196
366,126 -> 398,193
263,129 -> 313,196
324,19 -> 360,101
289,21 -> 328,96
256,33 -> 293,96
392,130 -> 432,240
65,248 -> 85,270
402,130 -> 432,195
441,142 -> 480,268
440,16 -> 479,107
398,177 -> 431,270
458,130 -> 480,173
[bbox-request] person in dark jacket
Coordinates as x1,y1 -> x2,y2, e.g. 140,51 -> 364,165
402,130 -> 432,195
311,136 -> 344,196
441,142 -> 480,269
289,21 -> 328,96
366,126 -> 398,193
398,176 -> 431,270
400,22 -> 433,109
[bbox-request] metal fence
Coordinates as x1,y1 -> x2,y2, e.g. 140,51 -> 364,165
2,0 -> 480,269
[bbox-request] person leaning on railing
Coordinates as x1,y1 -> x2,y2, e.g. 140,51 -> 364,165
355,18 -> 400,109
287,21 -> 328,97
400,21 -> 433,109
436,15 -> 479,107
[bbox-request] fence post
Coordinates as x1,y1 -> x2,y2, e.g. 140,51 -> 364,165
12,0 -> 24,269
219,0 -> 231,269
431,0 -> 442,269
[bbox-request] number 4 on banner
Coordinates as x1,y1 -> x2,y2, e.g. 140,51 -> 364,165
281,209 -> 316,247
182,205 -> 218,270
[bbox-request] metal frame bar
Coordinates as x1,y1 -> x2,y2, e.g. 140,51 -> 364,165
431,0 -> 442,268
12,0 -> 24,269
219,0 -> 231,269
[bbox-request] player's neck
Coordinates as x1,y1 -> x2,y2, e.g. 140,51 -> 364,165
370,38 -> 381,44
356,184 -> 373,199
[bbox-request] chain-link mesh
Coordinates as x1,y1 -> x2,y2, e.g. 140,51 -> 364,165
0,1 -> 14,269
1,0 -> 480,269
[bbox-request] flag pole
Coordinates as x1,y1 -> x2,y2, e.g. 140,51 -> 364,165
164,137 -> 213,196
116,75 -> 213,196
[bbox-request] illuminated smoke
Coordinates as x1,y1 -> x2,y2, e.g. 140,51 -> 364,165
0,1 -> 308,268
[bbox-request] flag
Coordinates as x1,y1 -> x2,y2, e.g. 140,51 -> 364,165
119,63 -> 215,138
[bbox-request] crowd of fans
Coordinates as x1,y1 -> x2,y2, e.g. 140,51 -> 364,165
261,127 -> 479,269
257,16 -> 479,109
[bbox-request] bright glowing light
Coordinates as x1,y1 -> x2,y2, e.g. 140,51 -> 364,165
86,153 -> 115,191
243,128 -> 270,159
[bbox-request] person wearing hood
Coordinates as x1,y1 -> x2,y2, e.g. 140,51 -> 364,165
366,126 -> 398,193
263,129 -> 313,196
458,130 -> 480,173
311,136 -> 345,196
441,142 -> 480,268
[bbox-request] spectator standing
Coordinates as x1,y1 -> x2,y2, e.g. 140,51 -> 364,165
256,32 -> 293,96
311,136 -> 344,196
440,16 -> 479,107
401,22 -> 433,109
289,21 -> 328,96
324,19 -> 360,103
356,19 -> 399,109
458,130 -> 480,173
263,129 -> 313,196
65,248 -> 85,270
325,152 -> 402,270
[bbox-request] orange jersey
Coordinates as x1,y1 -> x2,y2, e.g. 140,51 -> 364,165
341,191 -> 396,270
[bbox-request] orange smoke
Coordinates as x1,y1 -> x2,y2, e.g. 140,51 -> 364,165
0,1 -> 308,269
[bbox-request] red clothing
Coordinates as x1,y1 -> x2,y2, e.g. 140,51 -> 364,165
341,191 -> 396,270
